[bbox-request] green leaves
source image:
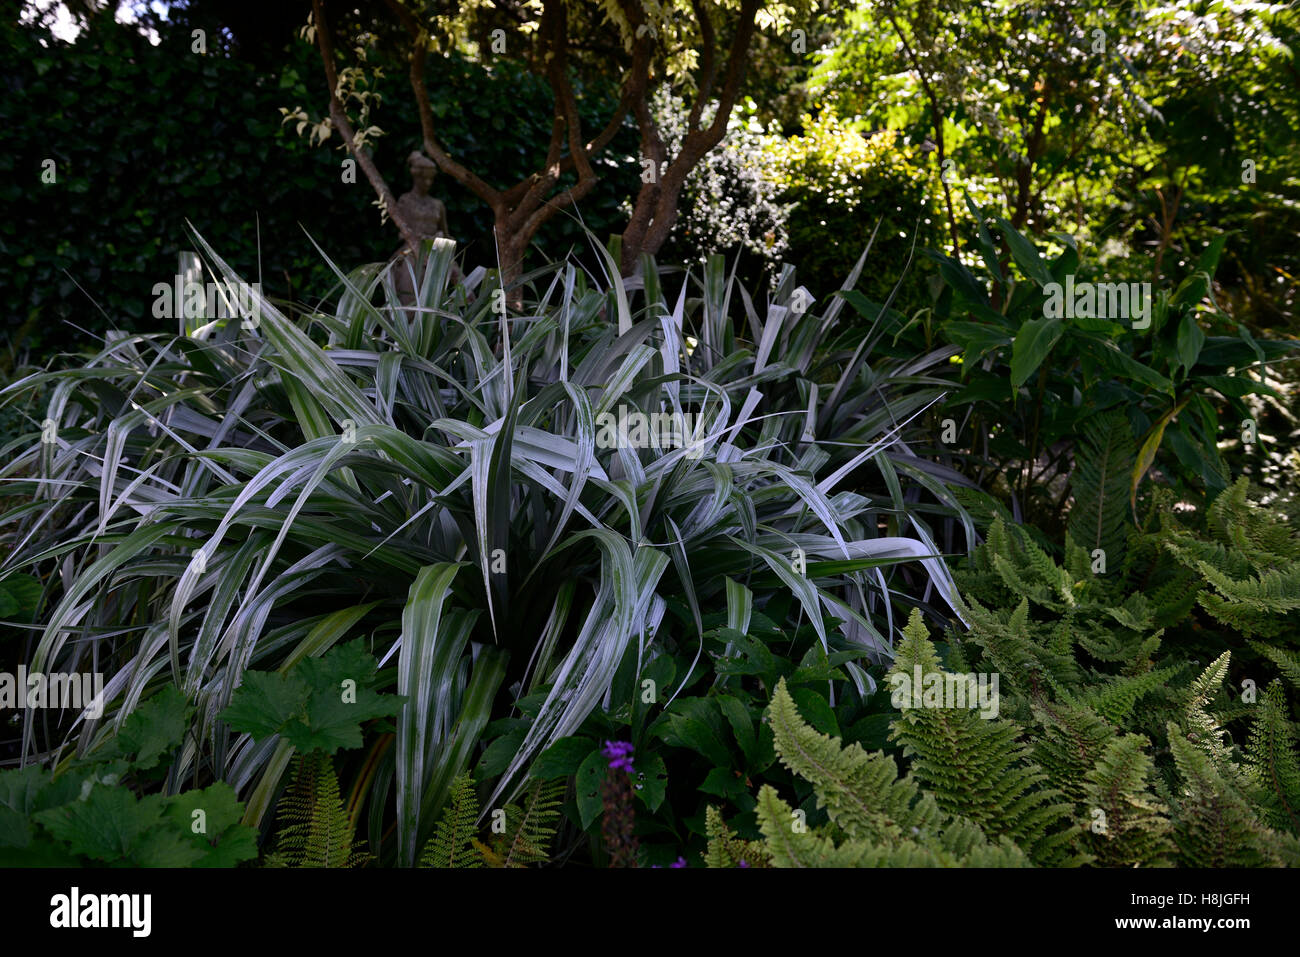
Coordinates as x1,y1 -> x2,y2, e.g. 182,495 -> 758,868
0,710 -> 257,867
5,226 -> 982,868
932,215 -> 1271,537
705,675 -> 1033,868
0,574 -> 41,623
165,784 -> 261,867
37,787 -> 206,867
394,564 -> 502,866
222,639 -> 400,754
1067,409 -> 1136,564
1175,313 -> 1206,375
91,684 -> 192,770
996,218 -> 1054,287
28,780 -> 257,869
575,748 -> 608,830
1010,317 -> 1064,388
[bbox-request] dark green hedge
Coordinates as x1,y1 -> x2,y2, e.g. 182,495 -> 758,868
1,16 -> 639,357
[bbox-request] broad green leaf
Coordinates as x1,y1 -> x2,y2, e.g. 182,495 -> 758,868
632,752 -> 668,813
222,671 -> 311,744
36,787 -> 204,867
93,685 -> 193,770
1010,317 -> 1063,388
995,218 -> 1053,286
575,748 -> 607,830
163,783 -> 260,867
531,738 -> 597,780
1176,314 -> 1206,373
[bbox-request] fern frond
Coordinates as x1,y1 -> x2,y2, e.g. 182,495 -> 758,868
490,778 -> 565,868
889,609 -> 1083,865
266,751 -> 369,868
749,785 -> 1029,867
1181,652 -> 1242,783
1032,698 -> 1119,804
1250,642 -> 1300,690
754,786 -> 868,867
1081,734 -> 1173,867
1077,665 -> 1184,725
1208,478 -> 1300,561
710,665 -> 1035,868
704,805 -> 770,868
1244,681 -> 1300,835
1162,478 -> 1300,637
768,677 -> 942,843
419,773 -> 482,868
1167,722 -> 1284,867
959,594 -> 1080,698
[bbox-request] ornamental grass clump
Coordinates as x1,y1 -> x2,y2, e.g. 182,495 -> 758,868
0,230 -> 970,865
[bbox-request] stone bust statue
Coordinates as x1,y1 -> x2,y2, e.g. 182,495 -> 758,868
395,151 -> 451,243
391,151 -> 459,304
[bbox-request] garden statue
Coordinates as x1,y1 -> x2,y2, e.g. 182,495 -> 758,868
391,150 -> 459,306
397,150 -> 451,242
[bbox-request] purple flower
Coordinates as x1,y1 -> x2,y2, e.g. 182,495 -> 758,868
602,739 -> 636,774
670,856 -> 687,868
738,860 -> 749,868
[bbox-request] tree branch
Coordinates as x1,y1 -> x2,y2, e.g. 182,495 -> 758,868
383,0 -> 503,204
686,0 -> 716,132
311,0 -> 418,250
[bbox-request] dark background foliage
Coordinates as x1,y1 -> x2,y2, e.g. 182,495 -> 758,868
0,13 -> 640,357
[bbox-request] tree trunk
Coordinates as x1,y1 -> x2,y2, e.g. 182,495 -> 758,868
616,0 -> 760,274
494,213 -> 526,301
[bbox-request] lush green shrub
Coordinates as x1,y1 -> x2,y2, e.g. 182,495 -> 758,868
0,688 -> 258,866
929,208 -> 1299,538
0,236 -> 969,866
705,481 -> 1300,868
660,108 -> 940,308
658,92 -> 792,282
772,114 -> 940,305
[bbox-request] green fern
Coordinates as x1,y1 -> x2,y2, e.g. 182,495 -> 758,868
1180,652 -> 1243,784
1244,681 -> 1300,834
482,778 -> 565,868
1074,665 -> 1185,725
1166,723 -> 1286,867
888,609 -> 1083,865
1159,654 -> 1296,865
1080,734 -> 1174,867
706,676 -> 1030,867
265,751 -> 369,868
767,673 -> 945,844
1163,478 -> 1300,639
418,775 -> 564,868
957,594 -> 1080,701
1031,698 -> 1121,805
1207,477 -> 1300,561
1250,642 -> 1300,690
947,481 -> 1300,867
704,805 -> 770,868
419,773 -> 482,868
987,516 -> 1079,612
